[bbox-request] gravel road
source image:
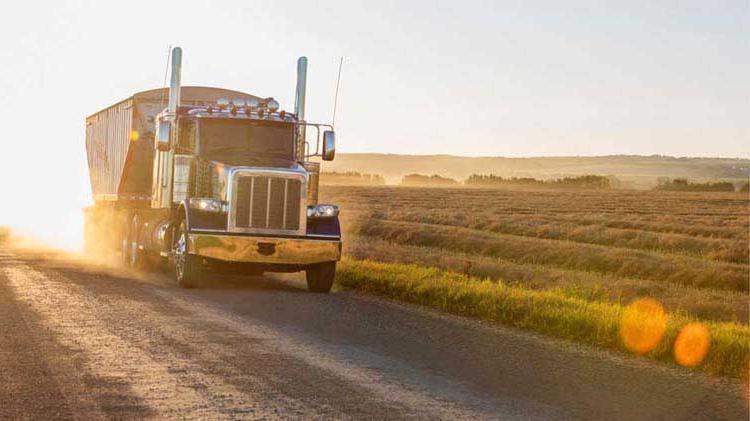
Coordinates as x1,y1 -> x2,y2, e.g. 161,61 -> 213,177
0,243 -> 746,420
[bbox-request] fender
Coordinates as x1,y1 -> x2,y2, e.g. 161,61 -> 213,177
181,199 -> 228,232
306,215 -> 341,238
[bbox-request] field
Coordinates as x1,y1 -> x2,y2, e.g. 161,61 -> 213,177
323,154 -> 749,188
320,185 -> 750,378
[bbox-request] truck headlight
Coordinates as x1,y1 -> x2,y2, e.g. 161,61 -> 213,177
307,204 -> 339,218
189,198 -> 225,213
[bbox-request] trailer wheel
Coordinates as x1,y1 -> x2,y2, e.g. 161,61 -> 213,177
174,221 -> 201,288
128,215 -> 151,270
305,262 -> 336,293
120,225 -> 131,266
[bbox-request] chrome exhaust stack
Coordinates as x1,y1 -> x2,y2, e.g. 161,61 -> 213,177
167,47 -> 182,117
294,56 -> 307,120
294,56 -> 308,162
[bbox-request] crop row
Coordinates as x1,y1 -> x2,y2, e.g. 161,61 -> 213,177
348,218 -> 749,292
357,210 -> 748,264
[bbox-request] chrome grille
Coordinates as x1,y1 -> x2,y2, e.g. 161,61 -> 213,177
232,174 -> 303,232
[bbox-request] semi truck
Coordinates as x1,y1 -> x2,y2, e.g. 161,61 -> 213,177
83,47 -> 341,292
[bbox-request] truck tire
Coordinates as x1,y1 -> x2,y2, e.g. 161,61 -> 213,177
174,221 -> 201,288
128,215 -> 150,270
305,262 -> 336,293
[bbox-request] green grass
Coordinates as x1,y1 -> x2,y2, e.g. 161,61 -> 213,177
337,259 -> 750,379
344,237 -> 749,324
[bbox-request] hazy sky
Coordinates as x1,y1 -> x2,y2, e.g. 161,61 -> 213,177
0,0 -> 747,245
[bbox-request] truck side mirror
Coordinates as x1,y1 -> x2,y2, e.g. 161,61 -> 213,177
156,120 -> 171,151
322,130 -> 335,161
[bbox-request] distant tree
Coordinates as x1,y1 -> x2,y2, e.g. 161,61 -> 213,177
654,178 -> 736,192
321,171 -> 386,186
401,174 -> 459,186
464,174 -> 612,189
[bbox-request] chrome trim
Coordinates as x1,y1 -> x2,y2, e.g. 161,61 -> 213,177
302,161 -> 320,205
249,177 -> 255,223
188,233 -> 341,265
189,110 -> 296,122
265,178 -> 271,227
167,47 -> 182,117
172,155 -> 193,204
282,179 -> 289,227
227,166 -> 307,236
189,228 -> 226,233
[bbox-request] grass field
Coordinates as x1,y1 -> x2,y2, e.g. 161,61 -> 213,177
320,185 -> 750,378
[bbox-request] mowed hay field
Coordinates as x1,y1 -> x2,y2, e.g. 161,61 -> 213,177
319,185 -> 750,378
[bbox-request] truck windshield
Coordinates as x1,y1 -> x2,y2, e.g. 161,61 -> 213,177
199,119 -> 295,166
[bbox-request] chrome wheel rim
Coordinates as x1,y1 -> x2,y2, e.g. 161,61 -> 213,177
175,231 -> 186,280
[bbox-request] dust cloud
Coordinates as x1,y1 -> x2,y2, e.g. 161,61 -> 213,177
0,137 -> 90,251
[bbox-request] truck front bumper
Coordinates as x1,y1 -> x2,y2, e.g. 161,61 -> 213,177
187,232 -> 341,265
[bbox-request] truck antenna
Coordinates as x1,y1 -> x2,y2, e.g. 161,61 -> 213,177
159,45 -> 172,109
331,57 -> 344,127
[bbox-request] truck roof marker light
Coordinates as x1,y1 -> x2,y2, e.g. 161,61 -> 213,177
267,98 -> 279,112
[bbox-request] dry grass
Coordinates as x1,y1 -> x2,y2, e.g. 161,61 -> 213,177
374,210 -> 748,264
350,218 -> 748,292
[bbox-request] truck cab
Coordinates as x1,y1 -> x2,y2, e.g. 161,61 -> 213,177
84,48 -> 341,292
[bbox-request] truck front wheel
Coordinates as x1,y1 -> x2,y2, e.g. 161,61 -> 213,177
174,221 -> 202,288
305,262 -> 336,293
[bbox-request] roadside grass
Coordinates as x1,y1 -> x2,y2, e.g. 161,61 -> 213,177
337,259 -> 750,380
350,218 -> 749,292
345,238 -> 749,324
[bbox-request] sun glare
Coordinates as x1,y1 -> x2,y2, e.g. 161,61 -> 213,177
620,298 -> 667,355
673,323 -> 711,367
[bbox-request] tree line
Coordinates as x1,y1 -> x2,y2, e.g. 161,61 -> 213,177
464,174 -> 614,189
320,171 -> 386,186
655,178 -> 747,192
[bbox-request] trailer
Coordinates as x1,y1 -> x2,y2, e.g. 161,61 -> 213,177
84,47 -> 341,291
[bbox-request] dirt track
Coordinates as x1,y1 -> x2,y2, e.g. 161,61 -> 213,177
0,243 -> 747,420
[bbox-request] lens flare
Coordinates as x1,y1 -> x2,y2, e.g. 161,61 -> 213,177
674,323 -> 710,367
130,130 -> 140,141
620,298 -> 666,355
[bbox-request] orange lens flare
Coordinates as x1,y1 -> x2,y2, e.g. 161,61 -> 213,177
674,323 -> 710,367
620,298 -> 666,355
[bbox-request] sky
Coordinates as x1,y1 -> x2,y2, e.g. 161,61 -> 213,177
0,0 -> 747,246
